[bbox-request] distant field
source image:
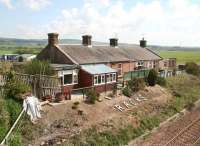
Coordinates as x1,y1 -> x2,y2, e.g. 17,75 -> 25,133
0,49 -> 13,55
159,51 -> 200,64
0,45 -> 43,55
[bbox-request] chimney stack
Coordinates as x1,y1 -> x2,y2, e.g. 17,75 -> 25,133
140,38 -> 147,48
82,35 -> 92,46
48,33 -> 59,46
110,38 -> 118,47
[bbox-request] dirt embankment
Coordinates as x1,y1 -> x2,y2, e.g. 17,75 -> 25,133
23,85 -> 172,146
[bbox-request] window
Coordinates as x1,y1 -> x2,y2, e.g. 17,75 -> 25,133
138,61 -> 144,66
117,63 -> 122,76
101,75 -> 105,83
98,75 -> 101,84
94,73 -> 116,85
59,69 -> 79,85
112,73 -> 116,81
106,73 -> 116,83
106,74 -> 110,83
64,74 -> 73,85
94,76 -> 98,84
94,74 -> 105,85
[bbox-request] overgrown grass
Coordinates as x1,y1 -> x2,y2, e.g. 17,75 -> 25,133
159,75 -> 200,119
68,115 -> 160,146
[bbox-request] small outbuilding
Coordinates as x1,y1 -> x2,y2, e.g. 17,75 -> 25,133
79,64 -> 117,93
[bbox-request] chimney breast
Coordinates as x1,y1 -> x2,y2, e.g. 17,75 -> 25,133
48,33 -> 59,46
110,38 -> 118,47
82,35 -> 92,46
140,38 -> 147,48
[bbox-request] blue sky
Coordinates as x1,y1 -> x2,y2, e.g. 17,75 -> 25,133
0,0 -> 200,46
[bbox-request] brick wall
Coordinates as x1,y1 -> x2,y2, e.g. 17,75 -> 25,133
107,62 -> 135,76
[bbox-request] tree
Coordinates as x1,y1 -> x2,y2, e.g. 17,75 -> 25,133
18,56 -> 23,62
128,78 -> 145,92
185,62 -> 200,76
24,60 -> 54,75
147,69 -> 158,86
85,89 -> 100,104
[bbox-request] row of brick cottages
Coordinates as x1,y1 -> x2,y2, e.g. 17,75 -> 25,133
37,33 -> 174,96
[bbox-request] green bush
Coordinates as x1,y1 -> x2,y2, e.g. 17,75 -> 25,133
185,62 -> 200,76
128,78 -> 145,92
122,78 -> 145,97
156,77 -> 167,86
122,86 -> 132,97
4,72 -> 31,101
147,69 -> 158,86
24,60 -> 54,75
85,89 -> 99,104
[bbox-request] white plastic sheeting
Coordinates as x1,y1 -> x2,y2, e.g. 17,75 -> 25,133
23,96 -> 42,122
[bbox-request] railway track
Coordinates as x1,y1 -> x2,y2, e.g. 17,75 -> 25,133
164,116 -> 200,146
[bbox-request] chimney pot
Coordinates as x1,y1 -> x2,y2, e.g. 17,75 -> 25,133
110,38 -> 118,47
48,33 -> 59,46
82,35 -> 92,46
140,38 -> 147,48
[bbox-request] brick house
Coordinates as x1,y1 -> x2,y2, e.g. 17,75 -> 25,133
37,33 -> 162,93
159,58 -> 177,77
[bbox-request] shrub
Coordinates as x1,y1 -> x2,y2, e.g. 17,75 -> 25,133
4,72 -> 31,101
128,78 -> 145,92
18,56 -> 23,62
85,89 -> 99,104
147,69 -> 158,86
185,62 -> 200,76
122,86 -> 132,97
24,60 -> 54,75
156,77 -> 167,86
74,101 -> 80,106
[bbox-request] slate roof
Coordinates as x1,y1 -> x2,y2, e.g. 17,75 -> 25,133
81,64 -> 117,75
58,44 -> 162,64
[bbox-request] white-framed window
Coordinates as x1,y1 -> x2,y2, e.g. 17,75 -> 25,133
94,73 -> 116,85
137,61 -> 144,67
101,75 -> 105,83
112,73 -> 116,81
58,69 -> 79,85
94,74 -> 105,85
106,73 -> 116,83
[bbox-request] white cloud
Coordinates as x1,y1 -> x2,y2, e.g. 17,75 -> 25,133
22,0 -> 51,11
16,0 -> 200,46
0,0 -> 13,9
